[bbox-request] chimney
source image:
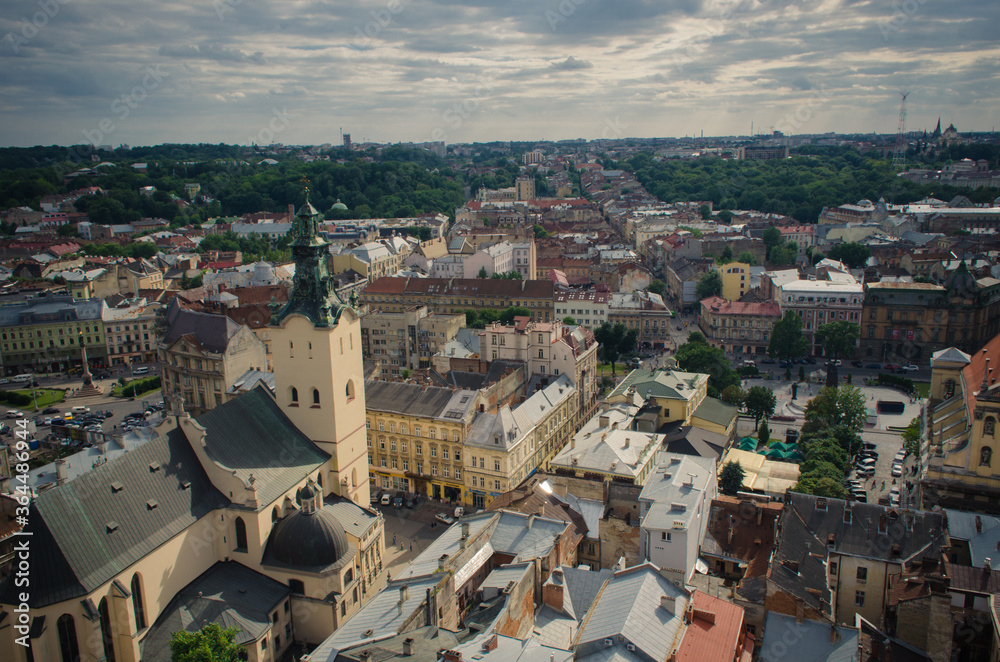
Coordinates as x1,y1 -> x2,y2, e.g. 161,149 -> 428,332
55,458 -> 68,485
986,558 -> 993,571
879,514 -> 887,534
399,585 -> 409,603
660,595 -> 676,611
599,415 -> 609,428
461,521 -> 470,538
623,437 -> 630,449
830,624 -> 838,645
727,527 -> 734,545
402,638 -> 414,656
756,505 -> 763,526
543,571 -> 564,611
527,514 -> 536,530
438,554 -> 448,571
976,515 -> 983,533
482,635 -> 499,652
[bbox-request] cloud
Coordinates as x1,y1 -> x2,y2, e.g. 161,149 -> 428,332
0,0 -> 996,145
551,56 -> 593,70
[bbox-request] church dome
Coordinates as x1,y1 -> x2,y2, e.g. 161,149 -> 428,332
267,506 -> 349,569
331,199 -> 348,211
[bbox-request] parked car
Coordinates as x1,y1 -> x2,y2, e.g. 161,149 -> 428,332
454,506 -> 465,518
865,363 -> 881,370
435,513 -> 455,525
628,357 -> 643,369
851,360 -> 864,368
891,463 -> 903,477
884,364 -> 902,372
785,429 -> 800,444
827,359 -> 842,367
856,465 -> 876,476
761,358 -> 775,364
6,410 -> 22,419
42,407 -> 59,414
901,364 -> 919,372
393,495 -> 404,508
380,493 -> 391,506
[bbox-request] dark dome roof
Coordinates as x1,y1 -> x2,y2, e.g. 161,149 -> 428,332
267,507 -> 349,568
299,482 -> 317,501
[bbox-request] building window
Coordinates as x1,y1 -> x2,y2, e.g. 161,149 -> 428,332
235,517 -> 248,552
494,480 -> 501,490
855,591 -> 865,607
494,459 -> 501,472
57,614 -> 79,662
856,567 -> 867,582
290,387 -> 298,404
312,388 -> 320,405
944,379 -> 956,399
99,598 -> 117,662
131,574 -> 146,630
986,417 -> 996,437
346,380 -> 356,401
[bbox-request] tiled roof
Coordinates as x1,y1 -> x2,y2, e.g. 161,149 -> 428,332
364,380 -> 479,420
162,307 -> 242,353
674,591 -> 745,662
699,296 -> 781,317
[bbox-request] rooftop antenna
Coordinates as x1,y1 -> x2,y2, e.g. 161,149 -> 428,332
892,91 -> 909,168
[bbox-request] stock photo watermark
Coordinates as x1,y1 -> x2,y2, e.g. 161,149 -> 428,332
429,74 -> 496,143
4,0 -> 71,54
11,417 -> 34,648
878,0 -> 929,40
352,0 -> 410,49
83,65 -> 169,148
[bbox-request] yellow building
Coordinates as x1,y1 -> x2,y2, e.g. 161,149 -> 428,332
720,262 -> 752,302
605,368 -> 709,430
364,380 -> 480,502
922,333 -> 1000,512
0,295 -> 108,375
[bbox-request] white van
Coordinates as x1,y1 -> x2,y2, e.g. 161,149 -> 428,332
12,374 -> 32,383
133,366 -> 150,376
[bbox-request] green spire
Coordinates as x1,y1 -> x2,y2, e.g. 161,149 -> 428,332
271,193 -> 346,327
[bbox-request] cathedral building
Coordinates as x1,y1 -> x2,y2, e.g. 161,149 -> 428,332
0,198 -> 384,662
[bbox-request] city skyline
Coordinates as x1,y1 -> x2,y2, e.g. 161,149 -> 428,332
1,0 -> 998,148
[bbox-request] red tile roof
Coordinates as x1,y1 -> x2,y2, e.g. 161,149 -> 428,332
963,331 -> 1000,419
700,296 -> 781,317
675,591 -> 747,662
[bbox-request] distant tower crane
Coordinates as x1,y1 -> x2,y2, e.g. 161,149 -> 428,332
892,91 -> 909,168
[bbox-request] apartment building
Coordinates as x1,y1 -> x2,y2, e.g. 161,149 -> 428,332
0,294 -> 108,375
465,374 -> 576,509
360,306 -> 466,374
699,296 -> 782,355
331,239 -> 411,280
159,306 -> 268,417
481,317 -> 598,425
364,381 -> 480,502
777,279 -> 864,356
553,290 -> 610,329
720,262 -> 753,302
608,290 -> 673,349
360,277 -> 555,321
102,300 -> 159,366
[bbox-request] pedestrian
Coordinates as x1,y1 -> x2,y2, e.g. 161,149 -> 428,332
392,533 -> 396,545
410,542 -> 413,552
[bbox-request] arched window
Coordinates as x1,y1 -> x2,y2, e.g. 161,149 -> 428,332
131,574 -> 146,631
99,598 -> 117,662
289,579 -> 305,594
312,388 -> 320,405
945,379 -> 956,399
344,567 -> 354,583
234,517 -> 247,552
290,387 -> 299,404
986,417 -> 996,437
346,380 -> 355,401
981,446 -> 993,467
57,614 -> 79,662
317,473 -> 323,488
272,507 -> 279,523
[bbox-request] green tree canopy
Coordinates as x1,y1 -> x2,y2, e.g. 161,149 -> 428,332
477,266 -> 489,279
794,475 -> 847,499
758,419 -> 770,445
498,306 -> 531,324
696,270 -> 722,300
562,316 -> 577,325
737,251 -> 758,266
744,386 -> 777,430
170,623 -> 244,662
767,312 -> 809,362
719,460 -> 745,496
594,322 -> 639,375
804,385 -> 868,432
815,321 -> 860,359
647,279 -> 665,296
720,384 -> 746,408
675,337 -> 740,396
827,242 -> 872,269
902,417 -> 921,456
762,226 -> 782,253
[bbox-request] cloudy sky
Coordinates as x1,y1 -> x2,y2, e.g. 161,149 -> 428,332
1,0 -> 997,147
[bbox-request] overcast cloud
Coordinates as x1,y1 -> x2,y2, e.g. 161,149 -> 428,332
0,0 -> 996,147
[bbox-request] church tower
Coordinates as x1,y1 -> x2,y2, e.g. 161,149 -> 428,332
270,194 -> 370,507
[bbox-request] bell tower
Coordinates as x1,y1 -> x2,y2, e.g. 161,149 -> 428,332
270,193 -> 369,507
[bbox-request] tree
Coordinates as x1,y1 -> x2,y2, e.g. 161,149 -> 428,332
767,312 -> 809,362
827,242 -> 871,269
794,475 -> 847,499
562,316 -> 577,325
763,226 -> 782,256
533,224 -> 549,238
758,419 -> 771,445
675,338 -> 740,395
401,369 -> 412,379
593,322 -> 639,376
498,306 -> 531,324
737,251 -> 758,266
699,204 -> 711,220
799,365 -> 806,382
719,461 -> 745,496
647,279 -> 665,296
57,223 -> 79,237
720,385 -> 746,408
170,623 -> 244,662
696,270 -> 722,300
768,243 -> 798,266
477,266 -> 489,279
815,321 -> 860,360
718,245 -> 734,264
744,386 -> 777,430
804,385 -> 868,433
902,417 -> 921,456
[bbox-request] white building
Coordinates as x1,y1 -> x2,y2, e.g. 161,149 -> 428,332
553,290 -> 610,329
637,453 -> 717,584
